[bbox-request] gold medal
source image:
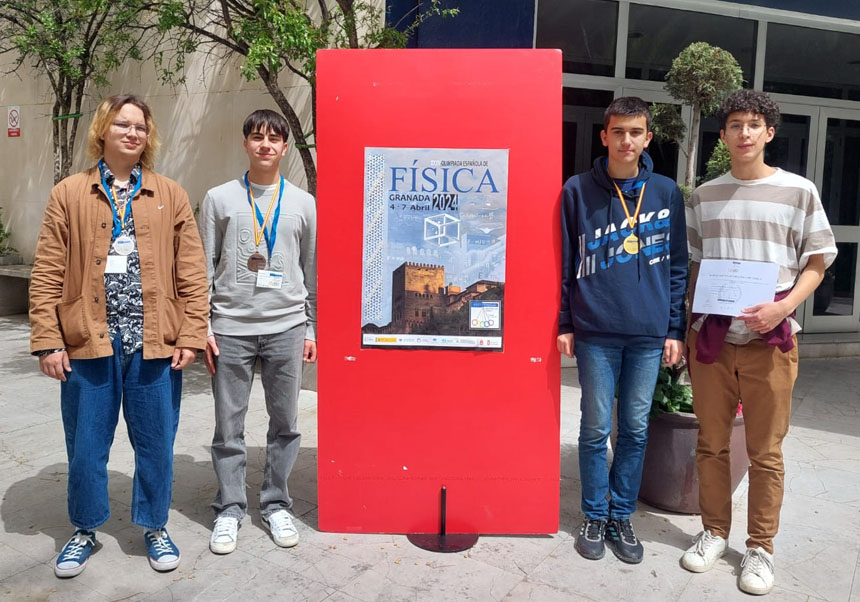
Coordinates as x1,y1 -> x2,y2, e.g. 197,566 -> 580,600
247,252 -> 267,272
611,180 -> 647,255
623,234 -> 640,255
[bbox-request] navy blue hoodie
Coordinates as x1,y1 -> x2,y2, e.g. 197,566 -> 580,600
558,152 -> 687,347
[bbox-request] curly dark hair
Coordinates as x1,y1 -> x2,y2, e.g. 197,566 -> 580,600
717,90 -> 781,131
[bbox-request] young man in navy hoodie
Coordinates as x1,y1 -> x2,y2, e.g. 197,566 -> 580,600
558,97 -> 688,564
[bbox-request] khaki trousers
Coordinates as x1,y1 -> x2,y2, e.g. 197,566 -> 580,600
687,328 -> 798,554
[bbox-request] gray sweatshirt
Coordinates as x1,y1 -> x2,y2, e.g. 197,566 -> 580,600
199,176 -> 316,339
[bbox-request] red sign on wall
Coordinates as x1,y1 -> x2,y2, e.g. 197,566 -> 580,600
316,50 -> 562,534
7,106 -> 20,137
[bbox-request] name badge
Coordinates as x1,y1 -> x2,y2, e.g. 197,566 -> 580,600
255,270 -> 284,289
104,255 -> 128,274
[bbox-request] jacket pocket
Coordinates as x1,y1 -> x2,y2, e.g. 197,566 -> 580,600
57,296 -> 91,347
160,295 -> 187,345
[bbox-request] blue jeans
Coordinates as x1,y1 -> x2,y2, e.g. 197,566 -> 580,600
60,336 -> 181,530
574,339 -> 662,520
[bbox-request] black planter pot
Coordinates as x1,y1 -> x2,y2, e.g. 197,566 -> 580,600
639,411 -> 748,514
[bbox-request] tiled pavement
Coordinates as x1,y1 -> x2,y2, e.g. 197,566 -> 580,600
1,313 -> 858,601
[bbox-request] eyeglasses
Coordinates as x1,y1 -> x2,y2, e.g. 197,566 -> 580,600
111,121 -> 149,136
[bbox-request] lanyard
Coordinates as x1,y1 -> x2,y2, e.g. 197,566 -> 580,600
611,180 -> 646,231
244,172 -> 284,259
99,160 -> 142,239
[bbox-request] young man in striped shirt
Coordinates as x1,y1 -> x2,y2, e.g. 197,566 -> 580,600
681,90 -> 837,595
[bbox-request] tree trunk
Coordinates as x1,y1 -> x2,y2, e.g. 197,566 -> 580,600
685,104 -> 701,191
260,69 -> 318,196
52,100 -> 62,185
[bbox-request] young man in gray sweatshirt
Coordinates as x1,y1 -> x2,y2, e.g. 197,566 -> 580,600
198,109 -> 317,554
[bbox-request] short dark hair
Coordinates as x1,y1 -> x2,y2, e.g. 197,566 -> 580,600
242,109 -> 290,140
603,96 -> 652,131
717,90 -> 781,132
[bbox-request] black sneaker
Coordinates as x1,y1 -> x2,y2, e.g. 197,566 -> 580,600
606,518 -> 644,564
574,518 -> 606,560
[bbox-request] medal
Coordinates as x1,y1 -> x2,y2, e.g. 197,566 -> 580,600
247,252 -> 267,272
611,180 -> 647,255
112,234 -> 135,256
623,234 -> 640,255
245,172 -> 285,274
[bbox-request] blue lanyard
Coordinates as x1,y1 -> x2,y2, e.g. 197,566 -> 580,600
99,160 -> 142,239
244,172 -> 284,260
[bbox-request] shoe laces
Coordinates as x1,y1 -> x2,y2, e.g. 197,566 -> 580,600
60,533 -> 92,561
146,530 -> 175,555
610,519 -> 638,545
268,511 -> 296,533
582,518 -> 605,540
742,548 -> 774,575
691,530 -> 722,556
213,517 -> 238,540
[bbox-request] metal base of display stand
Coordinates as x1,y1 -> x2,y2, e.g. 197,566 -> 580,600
406,486 -> 479,553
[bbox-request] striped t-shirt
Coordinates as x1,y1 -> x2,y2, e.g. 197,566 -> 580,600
687,168 -> 837,344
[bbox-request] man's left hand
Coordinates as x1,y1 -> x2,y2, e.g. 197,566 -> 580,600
663,338 -> 684,366
171,347 -> 198,370
739,300 -> 791,333
303,340 -> 317,363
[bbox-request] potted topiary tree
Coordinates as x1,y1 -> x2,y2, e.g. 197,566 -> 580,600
661,41 -> 743,192
638,42 -> 747,514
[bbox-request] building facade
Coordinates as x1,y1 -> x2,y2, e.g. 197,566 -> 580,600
390,0 -> 860,335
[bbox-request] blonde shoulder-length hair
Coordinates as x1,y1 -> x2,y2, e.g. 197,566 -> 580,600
87,94 -> 160,170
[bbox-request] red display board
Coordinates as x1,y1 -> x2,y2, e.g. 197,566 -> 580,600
316,49 -> 561,533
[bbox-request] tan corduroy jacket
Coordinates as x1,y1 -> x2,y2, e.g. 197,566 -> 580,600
29,166 -> 209,359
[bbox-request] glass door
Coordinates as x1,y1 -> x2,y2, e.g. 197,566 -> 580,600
561,87 -> 615,182
803,107 -> 860,333
620,87 -> 688,184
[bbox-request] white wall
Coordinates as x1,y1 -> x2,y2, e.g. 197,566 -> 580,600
0,49 -> 314,262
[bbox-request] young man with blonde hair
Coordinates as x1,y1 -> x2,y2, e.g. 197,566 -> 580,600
682,89 -> 836,595
30,94 -> 209,577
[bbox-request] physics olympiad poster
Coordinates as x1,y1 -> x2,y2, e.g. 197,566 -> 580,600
361,147 -> 509,350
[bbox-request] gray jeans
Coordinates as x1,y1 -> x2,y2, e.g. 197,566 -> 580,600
210,325 -> 304,520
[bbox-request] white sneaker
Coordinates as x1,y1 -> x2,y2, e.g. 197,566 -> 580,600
263,510 -> 299,547
739,547 -> 775,595
209,516 -> 239,554
681,530 -> 728,572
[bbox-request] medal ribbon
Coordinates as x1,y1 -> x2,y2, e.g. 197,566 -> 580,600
244,171 -> 284,260
99,159 -> 142,239
611,180 -> 646,232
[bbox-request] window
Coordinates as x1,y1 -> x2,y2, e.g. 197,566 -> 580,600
562,88 -> 615,181
536,0 -> 618,76
626,5 -> 756,83
821,117 -> 860,226
765,24 -> 860,101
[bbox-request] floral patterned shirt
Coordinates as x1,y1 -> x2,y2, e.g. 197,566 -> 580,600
99,161 -> 144,355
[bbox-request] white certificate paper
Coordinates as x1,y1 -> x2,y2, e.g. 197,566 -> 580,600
692,259 -> 779,316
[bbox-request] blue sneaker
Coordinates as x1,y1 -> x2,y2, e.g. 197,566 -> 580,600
55,530 -> 96,578
144,529 -> 181,571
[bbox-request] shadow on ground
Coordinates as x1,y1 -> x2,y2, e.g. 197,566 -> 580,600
1,447 -> 320,555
